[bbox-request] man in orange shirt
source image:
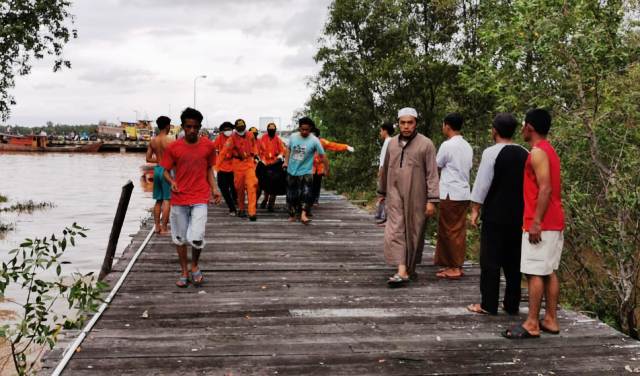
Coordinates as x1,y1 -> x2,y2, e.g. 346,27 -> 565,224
311,128 -> 354,205
257,122 -> 286,211
213,121 -> 237,215
219,119 -> 259,221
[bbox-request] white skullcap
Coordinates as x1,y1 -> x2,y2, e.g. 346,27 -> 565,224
398,107 -> 418,119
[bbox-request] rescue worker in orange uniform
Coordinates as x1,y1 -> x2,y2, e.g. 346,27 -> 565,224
219,119 -> 259,221
257,122 -> 287,211
213,121 -> 237,215
312,128 -> 354,205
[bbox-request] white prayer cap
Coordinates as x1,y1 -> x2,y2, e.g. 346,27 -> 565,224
398,107 -> 418,119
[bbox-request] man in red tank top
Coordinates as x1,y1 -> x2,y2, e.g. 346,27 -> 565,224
503,108 -> 565,339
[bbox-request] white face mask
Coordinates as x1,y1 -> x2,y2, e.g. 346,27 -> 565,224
223,130 -> 232,137
236,130 -> 246,136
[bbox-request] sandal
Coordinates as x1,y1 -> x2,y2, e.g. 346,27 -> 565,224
502,324 -> 540,339
467,303 -> 491,315
539,320 -> 560,335
190,269 -> 204,286
176,276 -> 189,288
436,270 -> 462,280
387,274 -> 409,288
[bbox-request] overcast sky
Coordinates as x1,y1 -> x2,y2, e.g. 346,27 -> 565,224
7,0 -> 331,130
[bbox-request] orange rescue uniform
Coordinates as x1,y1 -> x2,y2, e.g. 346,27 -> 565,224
219,132 -> 259,216
212,134 -> 233,173
313,138 -> 350,175
258,134 -> 286,165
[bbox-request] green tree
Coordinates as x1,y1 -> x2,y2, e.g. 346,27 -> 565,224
309,0 -> 460,192
0,1 -> 77,120
457,0 -> 640,335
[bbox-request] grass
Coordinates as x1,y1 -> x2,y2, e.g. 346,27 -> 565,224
0,200 -> 55,213
0,194 -> 7,203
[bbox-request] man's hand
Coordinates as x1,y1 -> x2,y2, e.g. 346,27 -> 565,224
211,190 -> 222,205
170,181 -> 179,192
346,146 -> 355,152
377,196 -> 385,204
470,206 -> 480,228
425,202 -> 436,217
282,162 -> 288,170
528,222 -> 542,244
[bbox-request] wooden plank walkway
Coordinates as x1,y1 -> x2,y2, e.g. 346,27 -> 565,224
42,193 -> 640,375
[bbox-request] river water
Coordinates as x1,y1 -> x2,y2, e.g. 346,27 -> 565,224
0,153 -> 154,315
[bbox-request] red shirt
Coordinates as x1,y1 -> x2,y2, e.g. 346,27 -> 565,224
160,138 -> 215,206
212,134 -> 233,172
523,139 -> 564,231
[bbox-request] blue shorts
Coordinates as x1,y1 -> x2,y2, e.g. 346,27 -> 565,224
170,204 -> 208,249
153,166 -> 171,201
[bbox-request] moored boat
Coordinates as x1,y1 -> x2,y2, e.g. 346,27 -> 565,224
0,134 -> 102,152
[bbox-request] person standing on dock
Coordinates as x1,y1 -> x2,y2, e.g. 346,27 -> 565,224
503,108 -> 565,339
375,122 -> 395,225
213,121 -> 237,215
146,115 -> 174,235
310,128 -> 354,207
283,117 -> 327,224
161,107 -> 221,288
219,119 -> 260,221
257,122 -> 287,212
434,113 -> 473,280
377,107 -> 439,287
466,113 -> 529,315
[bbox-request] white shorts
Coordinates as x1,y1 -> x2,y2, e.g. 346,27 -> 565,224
520,231 -> 564,276
170,204 -> 208,249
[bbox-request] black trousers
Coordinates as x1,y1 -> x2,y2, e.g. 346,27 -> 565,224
312,173 -> 323,203
217,171 -> 236,212
286,174 -> 314,217
480,221 -> 522,314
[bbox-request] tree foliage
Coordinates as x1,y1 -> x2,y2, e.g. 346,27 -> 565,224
0,0 -> 77,120
310,0 -> 640,335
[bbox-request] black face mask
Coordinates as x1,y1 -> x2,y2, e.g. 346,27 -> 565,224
267,129 -> 276,137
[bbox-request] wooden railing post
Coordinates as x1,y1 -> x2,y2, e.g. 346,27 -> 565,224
99,180 -> 134,280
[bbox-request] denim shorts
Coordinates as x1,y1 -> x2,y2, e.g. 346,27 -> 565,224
170,204 -> 208,249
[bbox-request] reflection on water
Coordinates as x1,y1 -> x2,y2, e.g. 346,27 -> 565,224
0,153 -> 153,305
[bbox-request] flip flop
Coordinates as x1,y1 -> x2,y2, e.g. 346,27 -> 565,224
176,276 -> 189,288
387,274 -> 409,288
436,271 -> 462,280
190,269 -> 204,286
467,303 -> 491,315
301,218 -> 312,225
502,324 -> 540,339
539,320 -> 560,334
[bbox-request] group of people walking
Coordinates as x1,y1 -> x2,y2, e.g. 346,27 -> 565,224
378,106 -> 564,339
147,105 -> 564,340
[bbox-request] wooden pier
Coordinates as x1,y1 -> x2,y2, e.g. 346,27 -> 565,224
42,193 -> 640,375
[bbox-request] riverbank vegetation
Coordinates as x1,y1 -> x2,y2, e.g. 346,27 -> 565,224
0,224 -> 106,375
312,0 -> 640,337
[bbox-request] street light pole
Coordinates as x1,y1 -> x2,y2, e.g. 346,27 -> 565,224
193,75 -> 207,109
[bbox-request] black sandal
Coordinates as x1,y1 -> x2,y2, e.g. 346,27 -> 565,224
502,324 -> 540,339
387,274 -> 409,288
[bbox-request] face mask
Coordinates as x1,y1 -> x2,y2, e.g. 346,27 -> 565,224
223,130 -> 232,137
236,129 -> 246,136
267,129 -> 276,137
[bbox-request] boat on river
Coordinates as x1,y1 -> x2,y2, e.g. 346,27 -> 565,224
0,134 -> 102,152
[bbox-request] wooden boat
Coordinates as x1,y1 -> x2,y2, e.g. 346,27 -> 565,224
0,134 -> 103,152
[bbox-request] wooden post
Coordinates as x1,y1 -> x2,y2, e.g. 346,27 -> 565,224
99,180 -> 134,280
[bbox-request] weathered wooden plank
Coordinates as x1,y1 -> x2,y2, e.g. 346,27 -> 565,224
39,191 -> 640,375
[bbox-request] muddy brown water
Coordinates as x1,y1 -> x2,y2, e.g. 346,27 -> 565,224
0,153 -> 155,317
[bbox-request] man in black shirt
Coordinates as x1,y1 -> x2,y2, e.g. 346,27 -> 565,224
467,113 -> 529,315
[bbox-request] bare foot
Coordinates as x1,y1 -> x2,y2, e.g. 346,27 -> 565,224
300,212 -> 311,225
288,216 -> 297,222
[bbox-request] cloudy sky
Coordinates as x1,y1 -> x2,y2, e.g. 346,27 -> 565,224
7,0 -> 332,130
